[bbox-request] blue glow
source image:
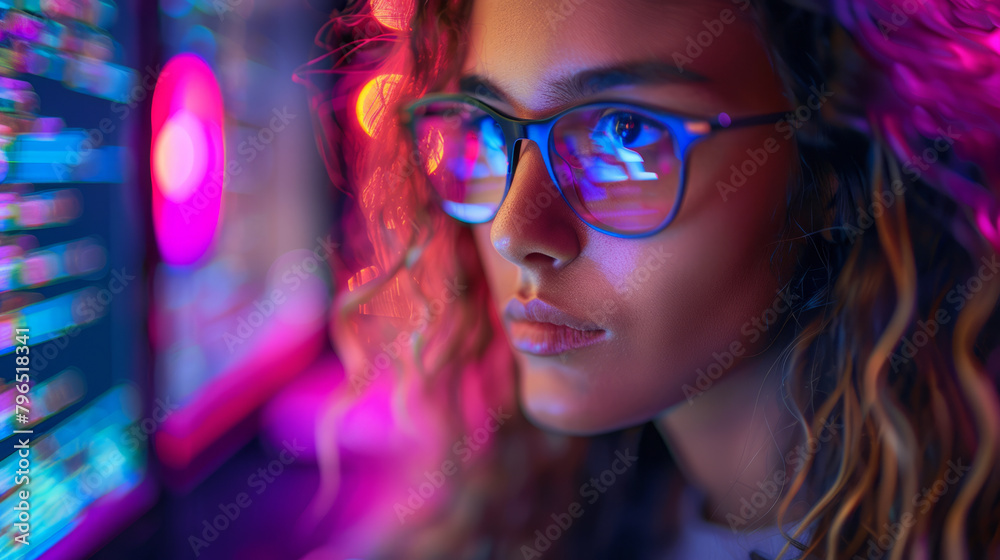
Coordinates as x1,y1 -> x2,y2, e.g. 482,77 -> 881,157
443,200 -> 497,223
160,0 -> 195,18
0,288 -> 104,354
0,385 -> 145,560
180,25 -> 217,65
614,146 -> 658,181
7,133 -> 125,183
585,159 -> 628,184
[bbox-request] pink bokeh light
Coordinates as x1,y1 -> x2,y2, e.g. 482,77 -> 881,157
150,53 -> 225,266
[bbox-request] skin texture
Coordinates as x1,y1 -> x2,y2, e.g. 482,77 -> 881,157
461,0 -> 799,432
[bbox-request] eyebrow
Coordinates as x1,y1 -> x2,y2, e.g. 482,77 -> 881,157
458,60 -> 708,107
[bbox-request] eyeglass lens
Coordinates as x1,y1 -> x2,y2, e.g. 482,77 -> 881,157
411,100 -> 683,235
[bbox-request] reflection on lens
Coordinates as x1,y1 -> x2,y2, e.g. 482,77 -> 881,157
412,100 -> 508,223
442,200 -> 497,222
422,128 -> 444,174
551,106 -> 681,235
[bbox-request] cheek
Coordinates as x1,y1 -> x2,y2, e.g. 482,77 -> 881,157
464,132 -> 800,434
471,225 -> 517,307
618,134 -> 800,396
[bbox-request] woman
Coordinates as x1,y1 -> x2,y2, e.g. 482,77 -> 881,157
296,0 -> 1000,558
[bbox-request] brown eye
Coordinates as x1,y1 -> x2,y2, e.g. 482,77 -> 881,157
614,113 -> 639,144
593,110 -> 664,149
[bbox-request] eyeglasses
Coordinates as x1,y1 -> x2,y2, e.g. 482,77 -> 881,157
400,94 -> 786,238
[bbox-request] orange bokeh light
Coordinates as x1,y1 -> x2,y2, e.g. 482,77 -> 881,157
356,73 -> 403,137
371,0 -> 413,31
424,128 -> 443,175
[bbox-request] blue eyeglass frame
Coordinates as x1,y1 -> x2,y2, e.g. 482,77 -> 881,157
400,93 -> 787,238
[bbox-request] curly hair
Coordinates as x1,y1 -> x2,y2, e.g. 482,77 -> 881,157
295,0 -> 1000,558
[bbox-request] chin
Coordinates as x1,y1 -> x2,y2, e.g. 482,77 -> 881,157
514,356 -> 684,435
516,378 -> 648,436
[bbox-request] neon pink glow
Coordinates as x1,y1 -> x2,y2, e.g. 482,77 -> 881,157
154,110 -> 209,203
155,326 -> 325,469
150,53 -> 225,266
833,0 -> 1000,252
977,206 -> 1000,248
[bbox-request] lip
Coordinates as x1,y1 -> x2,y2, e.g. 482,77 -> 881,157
503,298 -> 607,356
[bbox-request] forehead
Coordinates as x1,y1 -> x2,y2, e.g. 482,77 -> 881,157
461,0 -> 770,114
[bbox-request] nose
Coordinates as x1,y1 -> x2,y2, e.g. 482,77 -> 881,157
490,138 -> 585,269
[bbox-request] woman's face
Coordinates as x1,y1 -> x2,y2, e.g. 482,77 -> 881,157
462,0 -> 800,434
